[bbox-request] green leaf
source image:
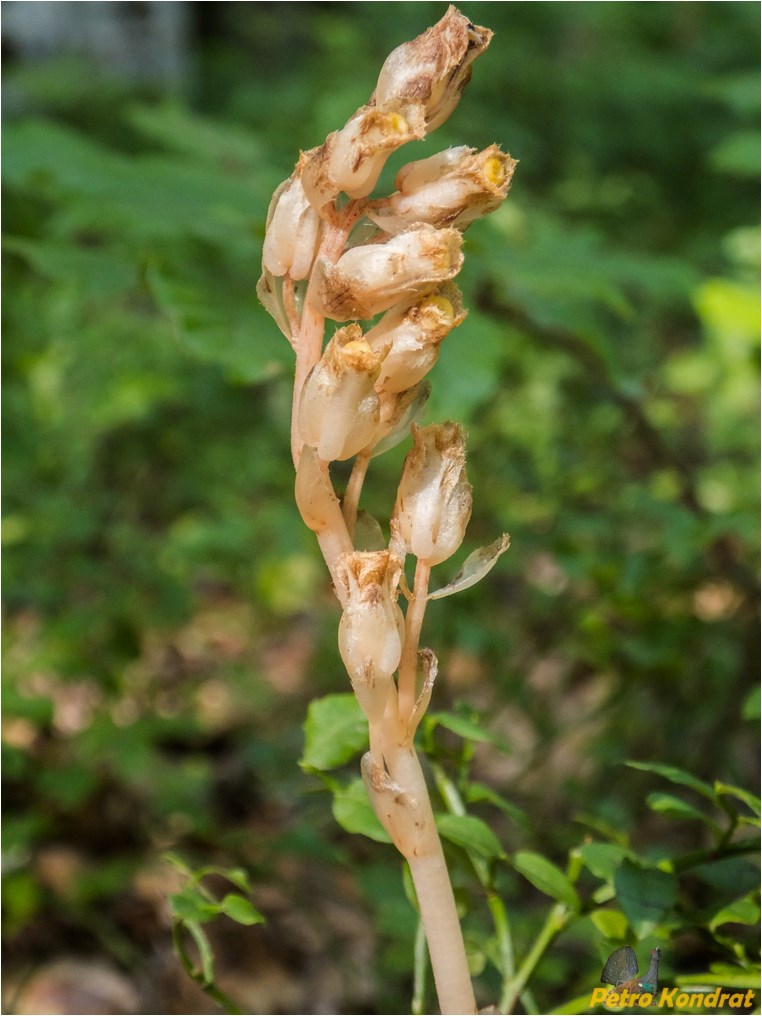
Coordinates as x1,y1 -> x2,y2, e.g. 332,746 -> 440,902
589,909 -> 629,940
578,842 -> 631,882
216,868 -> 252,895
301,694 -> 368,771
710,129 -> 761,178
512,851 -> 580,911
613,859 -> 678,938
714,781 -> 761,817
163,852 -> 195,879
691,856 -> 760,894
709,895 -> 760,933
741,686 -> 760,721
191,865 -> 252,894
626,761 -> 716,801
675,965 -> 761,990
436,813 -> 507,862
218,894 -> 266,927
169,887 -> 221,924
425,710 -> 496,744
646,791 -> 719,828
465,782 -> 530,830
331,778 -> 390,843
428,534 -> 510,600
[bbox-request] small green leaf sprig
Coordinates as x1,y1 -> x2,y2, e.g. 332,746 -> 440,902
165,853 -> 265,1016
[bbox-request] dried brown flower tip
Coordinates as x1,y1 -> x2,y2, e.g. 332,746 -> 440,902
372,6 -> 493,132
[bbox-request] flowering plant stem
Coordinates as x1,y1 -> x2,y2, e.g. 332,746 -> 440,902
259,10 -> 515,1011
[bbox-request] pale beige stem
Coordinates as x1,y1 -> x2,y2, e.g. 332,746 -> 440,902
342,450 -> 371,541
383,742 -> 476,1015
291,301 -> 325,468
397,559 -> 431,726
315,526 -> 353,606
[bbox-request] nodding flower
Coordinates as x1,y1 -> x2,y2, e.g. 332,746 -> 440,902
393,422 -> 473,566
336,550 -> 405,721
365,282 -> 466,393
372,6 -> 493,132
310,223 -> 463,322
298,324 -> 383,462
366,145 -> 516,233
300,101 -> 425,213
261,167 -> 322,279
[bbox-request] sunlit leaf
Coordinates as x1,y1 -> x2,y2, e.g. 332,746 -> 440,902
169,888 -> 220,924
436,813 -> 506,861
218,893 -> 266,927
714,781 -> 761,818
626,761 -> 716,801
331,778 -> 390,844
590,909 -> 629,940
425,710 -> 495,744
646,791 -> 720,829
301,694 -> 368,771
709,895 -> 760,933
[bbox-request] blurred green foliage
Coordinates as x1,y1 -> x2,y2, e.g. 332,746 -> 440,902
3,3 -> 759,1013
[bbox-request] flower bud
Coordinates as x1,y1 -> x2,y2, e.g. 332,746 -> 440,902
298,324 -> 382,461
337,551 -> 405,719
365,283 -> 466,393
262,168 -> 322,279
366,145 -> 516,233
300,102 -> 425,212
373,6 -> 493,132
394,422 -> 472,565
310,224 -> 463,322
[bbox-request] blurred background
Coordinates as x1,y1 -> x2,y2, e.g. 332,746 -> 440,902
3,3 -> 759,1013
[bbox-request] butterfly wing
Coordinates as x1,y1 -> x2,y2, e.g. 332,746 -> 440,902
601,945 -> 639,985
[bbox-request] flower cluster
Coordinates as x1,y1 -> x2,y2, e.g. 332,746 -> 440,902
258,11 -> 512,1012
260,1 -> 512,737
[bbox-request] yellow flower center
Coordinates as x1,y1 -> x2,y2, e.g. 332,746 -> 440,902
482,155 -> 505,186
384,112 -> 409,136
423,295 -> 455,323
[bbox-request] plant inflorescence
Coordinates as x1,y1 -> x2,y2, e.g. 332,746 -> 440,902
259,8 -> 513,1012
